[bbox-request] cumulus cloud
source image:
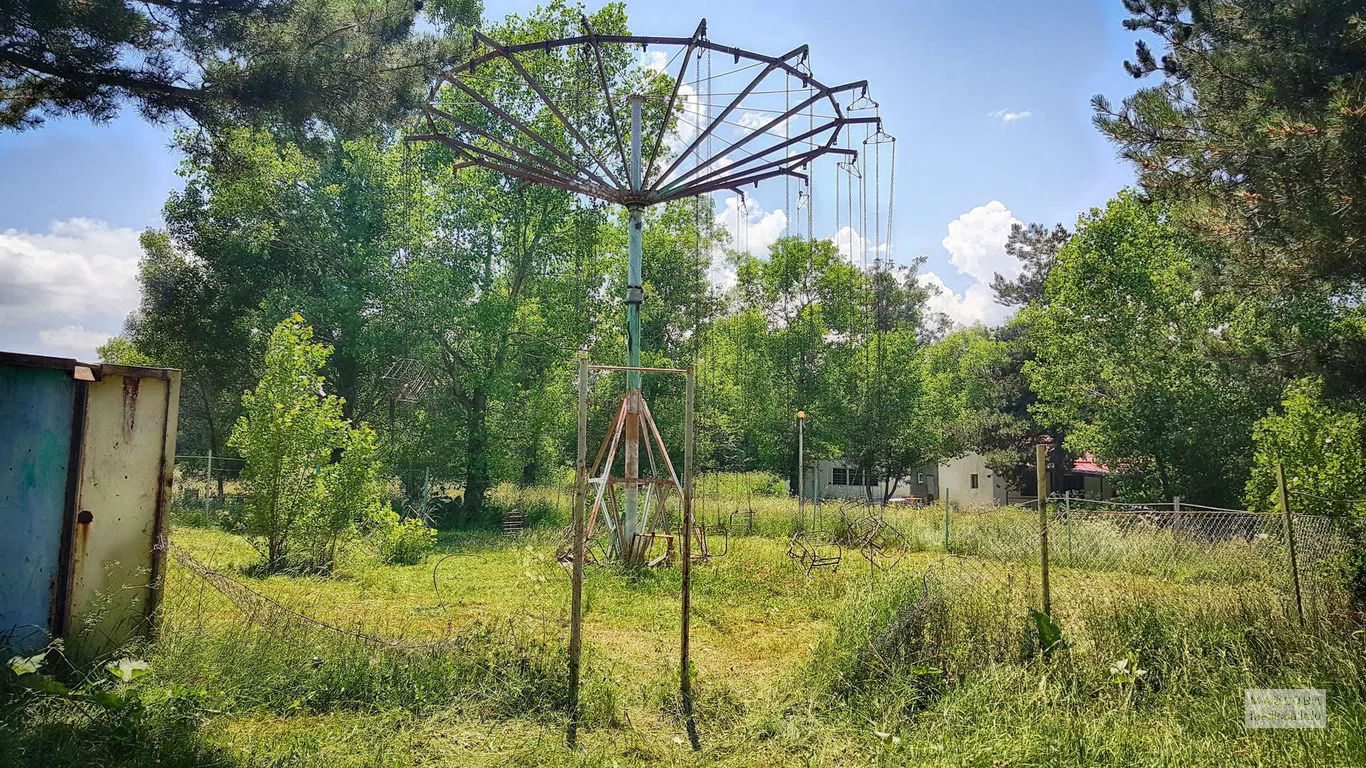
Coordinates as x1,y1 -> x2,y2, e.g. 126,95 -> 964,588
710,195 -> 788,290
941,201 -> 1021,284
828,225 -> 887,265
919,272 -> 1014,328
0,218 -> 143,360
736,110 -> 790,138
988,108 -> 1032,123
922,201 -> 1025,328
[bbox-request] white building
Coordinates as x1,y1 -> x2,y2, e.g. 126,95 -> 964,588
803,451 -> 1111,506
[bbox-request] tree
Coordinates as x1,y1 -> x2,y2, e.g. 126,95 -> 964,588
1246,377 -> 1366,513
229,315 -> 386,572
989,222 -> 1069,307
394,1 -> 630,519
1025,192 -> 1275,506
95,336 -> 156,367
1096,0 -> 1366,398
1,0 -> 477,132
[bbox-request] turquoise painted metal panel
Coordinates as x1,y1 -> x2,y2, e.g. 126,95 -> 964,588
0,365 -> 75,652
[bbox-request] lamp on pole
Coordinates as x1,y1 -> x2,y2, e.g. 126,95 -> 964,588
797,410 -> 806,530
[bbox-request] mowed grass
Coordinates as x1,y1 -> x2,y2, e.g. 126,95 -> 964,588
3,487 -> 1365,767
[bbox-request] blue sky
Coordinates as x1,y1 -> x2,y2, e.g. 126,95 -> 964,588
0,0 -> 1144,360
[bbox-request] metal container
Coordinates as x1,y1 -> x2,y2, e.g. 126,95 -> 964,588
0,352 -> 180,657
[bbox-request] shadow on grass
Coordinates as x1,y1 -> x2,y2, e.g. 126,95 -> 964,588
0,701 -> 234,768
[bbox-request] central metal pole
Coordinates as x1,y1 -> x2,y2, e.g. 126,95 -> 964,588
622,94 -> 645,559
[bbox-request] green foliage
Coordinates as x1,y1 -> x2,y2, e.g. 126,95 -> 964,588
6,645 -> 147,712
1026,192 -> 1274,505
1,0 -> 478,132
371,510 -> 437,565
95,337 -> 156,367
1247,377 -> 1366,513
989,222 -> 1069,308
1098,0 -> 1366,420
228,314 -> 386,572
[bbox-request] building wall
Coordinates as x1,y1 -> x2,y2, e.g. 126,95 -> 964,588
937,452 -> 1007,506
805,459 -> 937,502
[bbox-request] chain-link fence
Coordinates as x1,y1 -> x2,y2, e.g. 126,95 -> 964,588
170,454 -> 248,528
864,494 -> 1358,634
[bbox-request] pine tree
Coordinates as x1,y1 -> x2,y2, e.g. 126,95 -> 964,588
989,222 -> 1069,308
0,0 -> 477,132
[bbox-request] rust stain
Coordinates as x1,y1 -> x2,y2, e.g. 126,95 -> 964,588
122,377 -> 139,436
73,510 -> 93,571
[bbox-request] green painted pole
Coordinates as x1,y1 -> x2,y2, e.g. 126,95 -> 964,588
622,94 -> 645,558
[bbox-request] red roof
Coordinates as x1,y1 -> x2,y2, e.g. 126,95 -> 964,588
1071,453 -> 1109,475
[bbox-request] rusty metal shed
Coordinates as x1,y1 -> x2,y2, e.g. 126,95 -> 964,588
0,351 -> 180,657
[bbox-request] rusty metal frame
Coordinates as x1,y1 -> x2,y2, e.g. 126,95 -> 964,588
414,18 -> 871,208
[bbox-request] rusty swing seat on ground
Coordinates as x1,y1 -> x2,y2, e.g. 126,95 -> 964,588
787,528 -> 843,576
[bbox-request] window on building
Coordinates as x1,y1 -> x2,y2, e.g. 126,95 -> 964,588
917,472 -> 925,485
970,473 -> 980,489
832,467 -> 848,486
865,471 -> 879,487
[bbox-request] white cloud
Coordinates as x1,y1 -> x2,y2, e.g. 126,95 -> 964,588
736,110 -> 790,138
923,201 -> 1028,329
37,325 -> 114,353
988,108 -> 1032,123
941,201 -> 1021,284
0,218 -> 142,360
710,195 -> 787,290
919,272 -> 1014,328
828,225 -> 887,265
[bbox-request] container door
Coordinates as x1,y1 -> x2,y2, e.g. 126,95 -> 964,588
0,366 -> 75,652
67,372 -> 179,656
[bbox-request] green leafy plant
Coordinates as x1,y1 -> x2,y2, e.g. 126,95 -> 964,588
6,647 -> 147,712
372,509 -> 437,565
229,314 -> 388,573
1029,608 -> 1066,656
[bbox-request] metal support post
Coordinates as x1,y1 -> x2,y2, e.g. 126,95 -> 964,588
1036,444 -> 1051,616
943,488 -> 950,553
204,447 -> 213,519
1276,462 -> 1304,626
796,411 -> 805,530
567,355 -> 588,748
680,366 -> 700,749
621,94 -> 646,559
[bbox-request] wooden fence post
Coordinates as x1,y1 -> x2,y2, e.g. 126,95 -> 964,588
1276,462 -> 1305,626
1036,444 -> 1051,616
567,355 -> 588,749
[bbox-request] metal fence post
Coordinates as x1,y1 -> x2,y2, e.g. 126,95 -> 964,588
567,355 -> 588,749
1276,462 -> 1305,626
1172,494 -> 1182,565
943,488 -> 951,553
1064,490 -> 1072,567
681,367 -> 700,750
1037,444 -> 1051,616
204,447 -> 213,519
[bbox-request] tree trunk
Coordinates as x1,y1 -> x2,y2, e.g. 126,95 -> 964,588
1155,455 -> 1173,500
463,387 -> 490,521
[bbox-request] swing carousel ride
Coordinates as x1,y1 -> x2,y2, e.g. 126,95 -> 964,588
408,17 -> 897,567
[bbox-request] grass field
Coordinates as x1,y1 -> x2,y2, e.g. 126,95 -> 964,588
3,484 -> 1365,767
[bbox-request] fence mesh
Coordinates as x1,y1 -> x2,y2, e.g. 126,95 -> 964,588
170,455 -> 248,528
